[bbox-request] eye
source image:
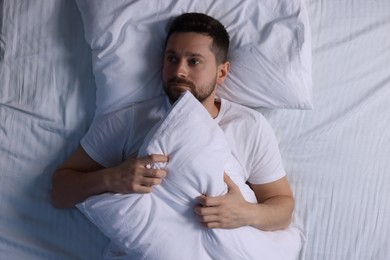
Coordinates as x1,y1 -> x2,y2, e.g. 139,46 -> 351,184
166,55 -> 178,64
189,58 -> 200,65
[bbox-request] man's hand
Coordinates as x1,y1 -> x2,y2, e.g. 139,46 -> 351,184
51,147 -> 169,209
194,173 -> 254,229
109,154 -> 169,194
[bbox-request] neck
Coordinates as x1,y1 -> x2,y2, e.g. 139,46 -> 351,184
202,96 -> 220,119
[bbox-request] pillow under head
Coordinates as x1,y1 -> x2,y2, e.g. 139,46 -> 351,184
76,0 -> 312,118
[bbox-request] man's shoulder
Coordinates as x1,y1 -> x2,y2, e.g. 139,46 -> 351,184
81,95 -> 169,165
220,98 -> 267,123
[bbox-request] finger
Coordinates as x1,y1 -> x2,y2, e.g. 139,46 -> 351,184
196,195 -> 207,205
153,169 -> 167,178
144,169 -> 167,178
133,184 -> 153,194
196,214 -> 220,224
140,155 -> 169,171
197,195 -> 221,207
140,176 -> 163,187
203,222 -> 221,229
194,204 -> 220,216
224,173 -> 238,192
143,154 -> 169,164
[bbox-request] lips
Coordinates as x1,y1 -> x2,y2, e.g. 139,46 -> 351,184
169,84 -> 191,89
166,77 -> 195,90
164,77 -> 196,102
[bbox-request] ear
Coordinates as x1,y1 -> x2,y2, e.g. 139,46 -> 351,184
216,61 -> 230,85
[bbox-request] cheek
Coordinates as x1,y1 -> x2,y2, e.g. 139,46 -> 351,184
203,68 -> 218,83
162,66 -> 170,81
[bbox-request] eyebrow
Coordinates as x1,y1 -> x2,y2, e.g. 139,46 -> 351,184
165,50 -> 205,58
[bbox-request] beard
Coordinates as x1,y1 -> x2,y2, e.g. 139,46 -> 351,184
163,76 -> 217,104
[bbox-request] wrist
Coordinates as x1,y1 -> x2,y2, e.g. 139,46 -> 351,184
245,202 -> 263,228
98,167 -> 115,193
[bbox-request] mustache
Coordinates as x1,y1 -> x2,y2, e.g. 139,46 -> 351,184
166,77 -> 196,89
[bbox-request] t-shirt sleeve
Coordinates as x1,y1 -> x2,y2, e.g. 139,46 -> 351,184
80,110 -> 133,168
247,115 -> 286,184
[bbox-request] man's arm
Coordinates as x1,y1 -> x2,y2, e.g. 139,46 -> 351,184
51,146 -> 168,209
194,174 -> 294,231
247,176 -> 294,230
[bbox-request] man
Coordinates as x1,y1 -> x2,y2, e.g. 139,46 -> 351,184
51,13 -> 294,232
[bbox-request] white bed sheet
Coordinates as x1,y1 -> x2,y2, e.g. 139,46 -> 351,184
0,1 -> 108,259
1,0 -> 390,259
259,1 -> 390,259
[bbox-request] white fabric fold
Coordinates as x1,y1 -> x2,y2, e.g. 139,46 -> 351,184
77,92 -> 302,259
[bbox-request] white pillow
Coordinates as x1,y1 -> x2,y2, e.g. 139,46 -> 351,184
75,0 -> 312,118
77,91 -> 302,259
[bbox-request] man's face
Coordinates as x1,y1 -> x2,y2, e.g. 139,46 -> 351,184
163,32 -> 219,103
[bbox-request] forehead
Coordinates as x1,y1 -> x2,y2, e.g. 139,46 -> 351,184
165,32 -> 214,57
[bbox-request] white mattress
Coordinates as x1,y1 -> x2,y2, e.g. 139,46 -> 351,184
0,0 -> 389,259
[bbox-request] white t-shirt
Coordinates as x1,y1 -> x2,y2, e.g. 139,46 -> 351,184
215,97 -> 286,184
81,95 -> 286,185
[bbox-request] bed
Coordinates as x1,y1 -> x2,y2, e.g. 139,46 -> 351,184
1,0 -> 389,260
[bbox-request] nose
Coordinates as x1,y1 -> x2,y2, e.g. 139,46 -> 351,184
174,60 -> 188,78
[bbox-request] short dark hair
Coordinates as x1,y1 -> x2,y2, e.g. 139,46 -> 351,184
166,13 -> 230,64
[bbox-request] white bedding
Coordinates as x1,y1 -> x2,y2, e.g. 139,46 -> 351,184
77,91 -> 302,259
0,1 -> 108,259
75,0 -> 312,118
259,1 -> 390,259
1,0 -> 390,260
